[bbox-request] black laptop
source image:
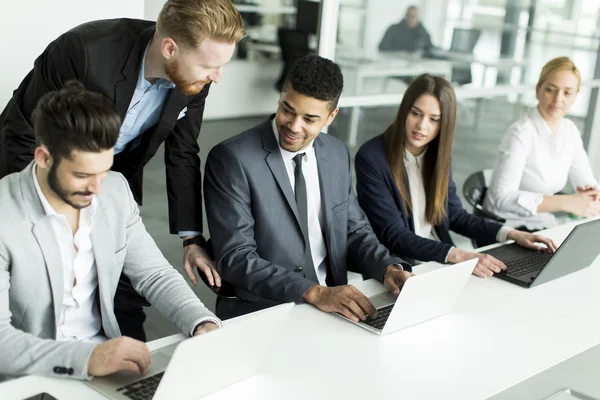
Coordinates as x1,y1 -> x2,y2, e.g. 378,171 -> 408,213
481,218 -> 600,288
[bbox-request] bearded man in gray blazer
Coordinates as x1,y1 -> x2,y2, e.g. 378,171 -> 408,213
204,55 -> 414,320
0,82 -> 220,380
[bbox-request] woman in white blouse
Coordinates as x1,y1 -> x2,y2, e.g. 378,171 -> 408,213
355,74 -> 556,278
484,57 -> 600,231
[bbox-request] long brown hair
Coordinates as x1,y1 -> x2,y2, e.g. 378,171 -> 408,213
384,74 -> 457,226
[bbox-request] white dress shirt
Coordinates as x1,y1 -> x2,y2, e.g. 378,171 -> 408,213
405,150 -> 512,262
484,107 -> 598,230
32,166 -> 105,343
272,119 -> 328,285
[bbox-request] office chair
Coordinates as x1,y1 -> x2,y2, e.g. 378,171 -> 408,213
275,27 -> 311,91
450,27 -> 481,86
462,169 -> 506,248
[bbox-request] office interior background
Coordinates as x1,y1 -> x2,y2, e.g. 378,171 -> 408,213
1,0 -> 600,340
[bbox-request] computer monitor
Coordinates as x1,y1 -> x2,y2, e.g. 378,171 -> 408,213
296,0 -> 320,34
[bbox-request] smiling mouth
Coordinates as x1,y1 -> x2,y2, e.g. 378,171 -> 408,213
412,131 -> 427,139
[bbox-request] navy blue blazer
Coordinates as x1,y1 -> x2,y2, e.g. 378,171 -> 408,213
355,134 -> 502,264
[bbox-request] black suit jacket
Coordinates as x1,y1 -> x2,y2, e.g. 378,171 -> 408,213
0,18 -> 210,234
355,134 -> 502,265
204,118 -> 409,318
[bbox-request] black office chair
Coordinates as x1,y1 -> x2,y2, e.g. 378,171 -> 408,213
462,169 -> 506,248
275,27 -> 311,91
449,27 -> 481,86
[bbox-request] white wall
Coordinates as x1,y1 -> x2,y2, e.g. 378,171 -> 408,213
145,0 -> 165,20
0,0 -> 144,109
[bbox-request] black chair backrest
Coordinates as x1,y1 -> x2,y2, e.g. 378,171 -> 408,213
275,28 -> 311,91
462,170 -> 506,223
450,28 -> 481,85
450,28 -> 482,54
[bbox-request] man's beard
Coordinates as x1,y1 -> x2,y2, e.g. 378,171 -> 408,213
165,60 -> 211,95
47,163 -> 92,210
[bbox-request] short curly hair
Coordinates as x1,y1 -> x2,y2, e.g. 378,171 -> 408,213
282,55 -> 344,112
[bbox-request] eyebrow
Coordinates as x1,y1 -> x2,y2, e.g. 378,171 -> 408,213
73,169 -> 111,176
547,83 -> 575,91
282,101 -> 322,119
412,105 -> 441,117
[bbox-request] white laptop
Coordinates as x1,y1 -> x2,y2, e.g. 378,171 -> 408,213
85,302 -> 294,400
335,259 -> 476,335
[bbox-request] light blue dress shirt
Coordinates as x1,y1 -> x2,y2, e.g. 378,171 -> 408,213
114,43 -> 175,155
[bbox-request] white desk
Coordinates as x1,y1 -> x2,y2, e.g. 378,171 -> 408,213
2,218 -> 600,400
336,52 -> 453,148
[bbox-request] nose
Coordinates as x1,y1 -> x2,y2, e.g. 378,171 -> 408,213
416,116 -> 426,130
87,176 -> 103,195
209,67 -> 223,84
288,116 -> 303,133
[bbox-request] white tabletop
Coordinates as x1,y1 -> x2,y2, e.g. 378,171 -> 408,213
2,218 -> 600,400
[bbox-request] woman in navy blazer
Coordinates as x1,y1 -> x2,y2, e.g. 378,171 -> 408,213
355,74 -> 556,278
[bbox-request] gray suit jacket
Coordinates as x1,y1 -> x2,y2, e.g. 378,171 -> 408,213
204,117 -> 408,317
0,163 -> 216,380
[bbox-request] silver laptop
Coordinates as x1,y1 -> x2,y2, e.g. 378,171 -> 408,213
335,259 -> 476,335
85,302 -> 294,400
481,218 -> 600,288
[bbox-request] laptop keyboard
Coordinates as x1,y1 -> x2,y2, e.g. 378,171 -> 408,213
362,304 -> 394,330
116,371 -> 164,400
505,252 -> 554,277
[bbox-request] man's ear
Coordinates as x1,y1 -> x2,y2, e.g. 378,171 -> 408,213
325,107 -> 340,126
34,145 -> 52,169
160,37 -> 179,60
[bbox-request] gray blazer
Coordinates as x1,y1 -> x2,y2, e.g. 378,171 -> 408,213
204,117 -> 407,317
0,163 -> 216,380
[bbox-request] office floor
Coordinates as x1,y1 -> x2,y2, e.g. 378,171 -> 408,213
141,97 -> 586,340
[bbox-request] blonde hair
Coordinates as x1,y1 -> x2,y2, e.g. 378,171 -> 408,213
156,0 -> 246,48
537,56 -> 581,92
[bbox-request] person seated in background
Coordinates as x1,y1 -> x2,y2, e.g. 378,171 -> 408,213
483,57 -> 600,231
379,5 -> 432,55
0,82 -> 219,381
204,55 -> 413,321
355,74 -> 557,278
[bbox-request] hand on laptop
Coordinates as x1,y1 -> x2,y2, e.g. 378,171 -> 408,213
447,248 -> 506,278
383,265 -> 414,296
87,336 -> 152,377
302,284 -> 377,323
507,230 -> 558,253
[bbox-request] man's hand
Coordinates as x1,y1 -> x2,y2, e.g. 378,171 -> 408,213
383,265 -> 414,296
447,248 -> 506,278
193,321 -> 220,336
302,284 -> 377,322
507,230 -> 558,253
183,243 -> 221,287
87,337 -> 151,377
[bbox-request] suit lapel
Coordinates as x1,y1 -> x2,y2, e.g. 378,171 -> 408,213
314,136 -> 332,236
114,26 -> 155,119
32,220 -> 64,326
20,163 -> 64,326
261,118 -> 301,225
90,206 -> 121,337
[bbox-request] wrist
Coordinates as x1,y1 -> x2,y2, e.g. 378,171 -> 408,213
301,284 -> 322,304
183,235 -> 207,249
193,320 -> 219,335
447,247 -> 463,264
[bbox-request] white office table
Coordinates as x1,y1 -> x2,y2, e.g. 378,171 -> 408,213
2,218 -> 600,400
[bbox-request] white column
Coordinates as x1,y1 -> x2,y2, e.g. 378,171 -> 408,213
317,0 -> 340,60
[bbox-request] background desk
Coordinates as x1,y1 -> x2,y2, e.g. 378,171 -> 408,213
2,218 -> 599,400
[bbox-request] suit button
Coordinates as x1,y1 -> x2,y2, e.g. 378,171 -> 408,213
67,368 -> 74,375
53,366 -> 65,374
294,267 -> 303,273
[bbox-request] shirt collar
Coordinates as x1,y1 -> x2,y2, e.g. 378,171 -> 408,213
404,148 -> 426,169
271,117 -> 315,162
32,164 -> 98,218
138,40 -> 176,91
531,106 -> 562,137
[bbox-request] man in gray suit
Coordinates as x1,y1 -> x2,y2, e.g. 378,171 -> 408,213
204,55 -> 413,320
0,82 -> 220,380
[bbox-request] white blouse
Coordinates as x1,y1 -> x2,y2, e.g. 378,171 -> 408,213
484,107 -> 598,230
